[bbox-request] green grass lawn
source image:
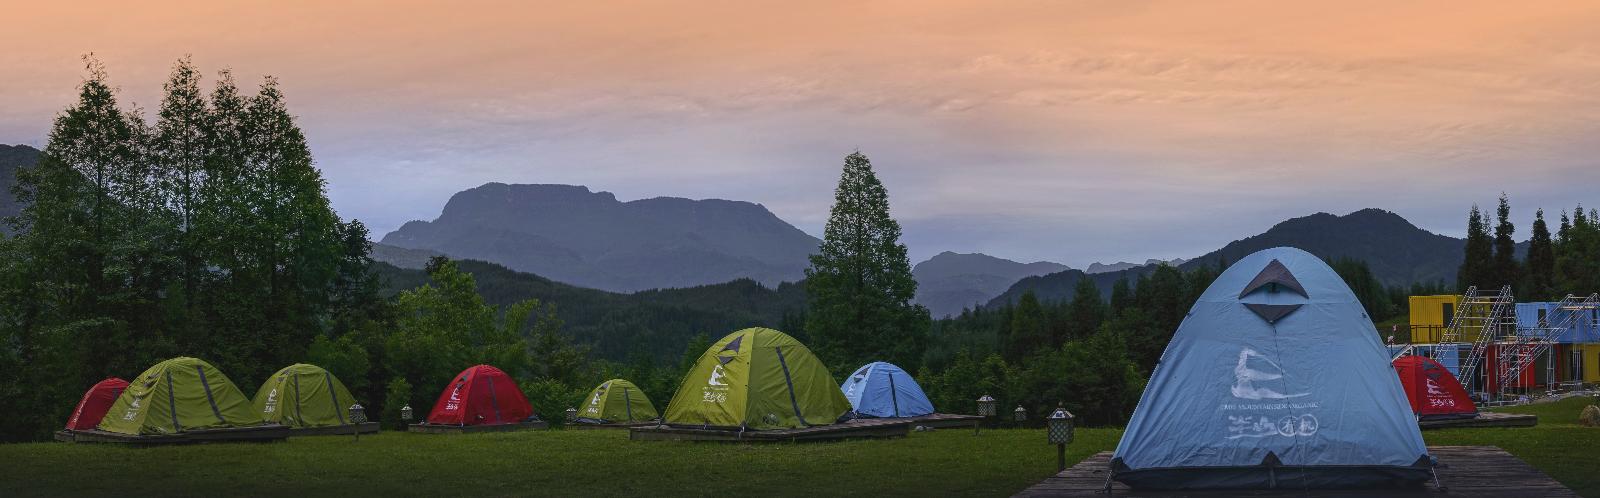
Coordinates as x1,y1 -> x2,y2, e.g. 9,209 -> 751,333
4,399 -> 1594,497
1423,396 -> 1600,497
0,426 -> 1121,497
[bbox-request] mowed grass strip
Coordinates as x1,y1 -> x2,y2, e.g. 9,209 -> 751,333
5,398 -> 1595,497
1424,396 -> 1600,497
0,427 -> 1122,497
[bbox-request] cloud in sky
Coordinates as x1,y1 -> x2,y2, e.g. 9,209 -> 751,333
4,0 -> 1600,267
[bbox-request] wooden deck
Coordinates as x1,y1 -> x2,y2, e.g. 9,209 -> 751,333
567,421 -> 658,430
406,420 -> 549,434
1015,446 -> 1576,497
629,417 -> 913,442
1418,412 -> 1537,429
905,413 -> 984,429
56,425 -> 291,445
285,422 -> 381,437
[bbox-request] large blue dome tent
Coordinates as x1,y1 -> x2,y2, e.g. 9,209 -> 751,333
1112,247 -> 1432,490
840,362 -> 935,418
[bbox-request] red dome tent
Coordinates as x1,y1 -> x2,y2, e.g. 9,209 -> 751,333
425,365 -> 534,426
65,377 -> 129,430
1393,355 -> 1477,420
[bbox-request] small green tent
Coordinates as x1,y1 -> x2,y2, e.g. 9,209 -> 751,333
253,364 -> 359,428
663,327 -> 851,430
98,357 -> 265,435
576,379 -> 659,424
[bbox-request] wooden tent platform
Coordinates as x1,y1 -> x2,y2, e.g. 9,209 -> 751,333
406,420 -> 548,434
1015,446 -> 1576,497
904,413 -> 984,429
567,421 -> 658,430
54,425 -> 290,445
629,417 -> 914,442
1418,412 -> 1537,429
286,422 -> 381,437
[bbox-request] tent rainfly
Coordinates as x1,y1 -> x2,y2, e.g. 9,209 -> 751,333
576,379 -> 659,424
840,362 -> 935,418
98,357 -> 266,435
1392,355 -> 1478,421
253,364 -> 361,428
1112,247 -> 1432,490
65,378 -> 129,431
425,364 -> 534,426
662,327 -> 852,430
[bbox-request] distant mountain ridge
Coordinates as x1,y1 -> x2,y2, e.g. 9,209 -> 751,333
378,183 -> 821,292
912,251 -> 1068,318
988,209 -> 1479,307
0,144 -> 43,236
1085,258 -> 1186,274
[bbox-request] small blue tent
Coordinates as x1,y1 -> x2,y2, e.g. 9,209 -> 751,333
1112,247 -> 1431,490
840,362 -> 935,418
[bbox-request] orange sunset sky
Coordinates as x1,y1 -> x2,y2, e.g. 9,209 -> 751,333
3,1 -> 1599,265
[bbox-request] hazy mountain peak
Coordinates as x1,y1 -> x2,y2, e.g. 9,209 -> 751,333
378,182 -> 820,292
912,251 -> 1068,318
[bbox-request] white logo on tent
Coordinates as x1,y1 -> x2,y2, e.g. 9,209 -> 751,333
1226,414 -> 1318,439
445,384 -> 463,411
708,364 -> 729,387
1231,347 -> 1309,400
122,398 -> 142,420
1425,379 -> 1445,396
263,388 -> 279,413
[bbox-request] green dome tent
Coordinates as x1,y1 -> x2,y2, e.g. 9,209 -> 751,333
253,364 -> 359,428
575,379 -> 659,424
98,357 -> 266,435
663,327 -> 851,430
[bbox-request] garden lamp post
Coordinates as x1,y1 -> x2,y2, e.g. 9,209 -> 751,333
566,407 -> 578,423
349,403 -> 366,441
976,395 -> 996,435
1013,405 -> 1027,424
400,404 -> 413,425
1047,403 -> 1075,472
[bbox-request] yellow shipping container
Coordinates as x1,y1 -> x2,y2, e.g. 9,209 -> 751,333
1581,344 -> 1600,383
1408,295 -> 1459,344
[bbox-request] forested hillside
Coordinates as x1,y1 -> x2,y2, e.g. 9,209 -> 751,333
0,144 -> 42,235
374,259 -> 807,362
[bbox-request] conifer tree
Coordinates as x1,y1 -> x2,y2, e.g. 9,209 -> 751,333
1523,209 -> 1555,300
804,151 -> 929,369
1006,291 -> 1046,363
151,57 -> 212,338
1491,194 -> 1519,291
1458,205 -> 1493,291
1063,276 -> 1104,344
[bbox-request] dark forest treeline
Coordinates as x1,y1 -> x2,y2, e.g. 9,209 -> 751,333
0,58 -> 383,442
1458,194 -> 1600,299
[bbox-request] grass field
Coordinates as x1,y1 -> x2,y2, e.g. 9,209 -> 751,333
0,426 -> 1121,497
3,398 -> 1594,497
1425,396 -> 1600,497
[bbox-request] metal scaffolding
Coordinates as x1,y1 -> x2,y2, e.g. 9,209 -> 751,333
1438,285 -> 1516,394
1494,294 -> 1599,397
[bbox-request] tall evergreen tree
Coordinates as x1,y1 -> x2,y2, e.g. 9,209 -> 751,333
151,57 -> 212,340
0,57 -> 173,440
1491,193 -> 1519,291
1108,275 -> 1133,317
1062,276 -> 1104,343
1006,291 -> 1046,363
1458,204 -> 1493,291
1524,209 -> 1555,300
1555,204 -> 1599,295
804,151 -> 929,369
